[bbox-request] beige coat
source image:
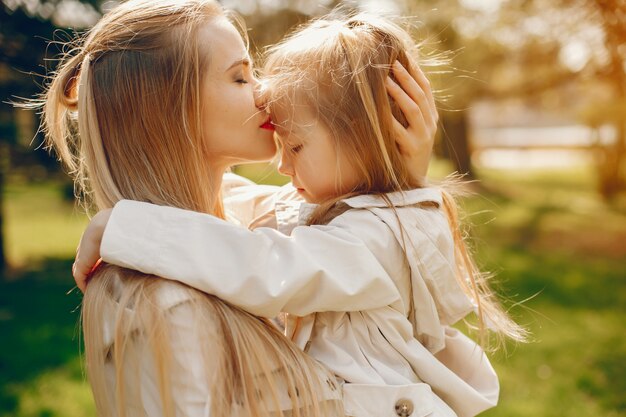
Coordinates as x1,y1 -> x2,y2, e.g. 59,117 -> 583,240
100,173 -> 499,417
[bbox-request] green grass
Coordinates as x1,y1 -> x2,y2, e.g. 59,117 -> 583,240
4,181 -> 89,268
1,181 -> 92,417
233,162 -> 290,186
0,259 -> 93,417
467,166 -> 626,417
1,161 -> 625,416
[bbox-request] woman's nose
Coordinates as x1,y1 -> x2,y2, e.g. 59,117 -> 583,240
253,78 -> 269,111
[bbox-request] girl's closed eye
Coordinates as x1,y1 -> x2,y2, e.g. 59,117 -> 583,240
290,144 -> 303,154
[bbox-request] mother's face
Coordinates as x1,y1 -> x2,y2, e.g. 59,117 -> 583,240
199,18 -> 276,167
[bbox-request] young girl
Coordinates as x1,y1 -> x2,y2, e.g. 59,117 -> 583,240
75,12 -> 525,417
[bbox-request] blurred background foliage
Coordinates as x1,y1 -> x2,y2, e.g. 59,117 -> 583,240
1,0 -> 625,416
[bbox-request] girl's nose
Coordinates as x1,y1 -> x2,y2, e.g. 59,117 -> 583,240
277,150 -> 294,176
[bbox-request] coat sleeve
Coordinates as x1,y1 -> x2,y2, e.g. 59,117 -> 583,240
221,173 -> 281,227
160,300 -> 215,417
100,284 -> 215,417
100,200 -> 401,318
221,173 -> 304,231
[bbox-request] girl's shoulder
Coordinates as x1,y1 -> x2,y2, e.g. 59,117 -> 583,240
327,187 -> 452,260
328,187 -> 444,229
322,187 -> 447,254
339,187 -> 443,210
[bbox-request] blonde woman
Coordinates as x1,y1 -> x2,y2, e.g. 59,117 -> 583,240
38,1 -> 434,416
72,11 -> 526,417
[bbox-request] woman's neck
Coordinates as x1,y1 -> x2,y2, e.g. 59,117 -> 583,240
207,165 -> 227,218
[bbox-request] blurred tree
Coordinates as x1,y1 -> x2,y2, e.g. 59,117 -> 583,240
418,4 -> 479,179
592,0 -> 626,198
486,0 -> 625,198
1,4 -> 55,272
407,0 -> 625,197
0,0 -> 101,273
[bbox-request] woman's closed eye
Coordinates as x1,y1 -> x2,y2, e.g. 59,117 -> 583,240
235,74 -> 249,84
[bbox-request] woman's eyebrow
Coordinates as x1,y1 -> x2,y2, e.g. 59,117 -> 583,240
226,57 -> 251,72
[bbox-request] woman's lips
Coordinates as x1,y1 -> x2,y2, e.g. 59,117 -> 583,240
260,118 -> 274,131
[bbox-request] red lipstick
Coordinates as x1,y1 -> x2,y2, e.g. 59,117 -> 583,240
260,117 -> 274,131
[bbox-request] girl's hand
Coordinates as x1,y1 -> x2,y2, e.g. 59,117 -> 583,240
386,60 -> 438,184
73,209 -> 113,292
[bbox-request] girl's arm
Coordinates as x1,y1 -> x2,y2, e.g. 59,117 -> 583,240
71,172 -> 292,291
91,200 -> 401,318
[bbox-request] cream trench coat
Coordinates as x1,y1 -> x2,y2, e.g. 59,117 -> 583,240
100,173 -> 499,417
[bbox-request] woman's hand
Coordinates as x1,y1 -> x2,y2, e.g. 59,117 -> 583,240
386,60 -> 438,184
73,209 -> 113,292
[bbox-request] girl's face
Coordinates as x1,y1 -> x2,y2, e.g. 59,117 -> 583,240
273,104 -> 360,204
200,19 -> 276,168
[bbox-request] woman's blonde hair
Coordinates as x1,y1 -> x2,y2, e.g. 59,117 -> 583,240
264,12 -> 527,348
37,1 -> 343,416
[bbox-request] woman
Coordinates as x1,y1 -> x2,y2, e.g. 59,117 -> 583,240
39,0 -> 435,416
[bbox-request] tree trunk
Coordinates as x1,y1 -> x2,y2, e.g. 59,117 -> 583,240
595,0 -> 626,198
0,141 -> 7,274
441,111 -> 474,179
599,121 -> 626,199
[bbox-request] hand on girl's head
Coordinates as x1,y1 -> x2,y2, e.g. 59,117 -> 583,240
386,60 -> 438,183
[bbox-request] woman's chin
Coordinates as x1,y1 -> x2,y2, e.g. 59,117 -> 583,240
236,148 -> 276,164
250,141 -> 277,162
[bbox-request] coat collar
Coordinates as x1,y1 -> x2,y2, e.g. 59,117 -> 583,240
274,186 -> 443,232
341,188 -> 443,209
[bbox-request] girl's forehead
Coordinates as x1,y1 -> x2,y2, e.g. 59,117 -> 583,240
270,96 -> 316,123
272,108 -> 322,144
273,118 -> 305,140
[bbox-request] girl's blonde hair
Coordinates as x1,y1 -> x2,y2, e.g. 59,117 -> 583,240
264,12 -> 527,347
37,1 -> 343,416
